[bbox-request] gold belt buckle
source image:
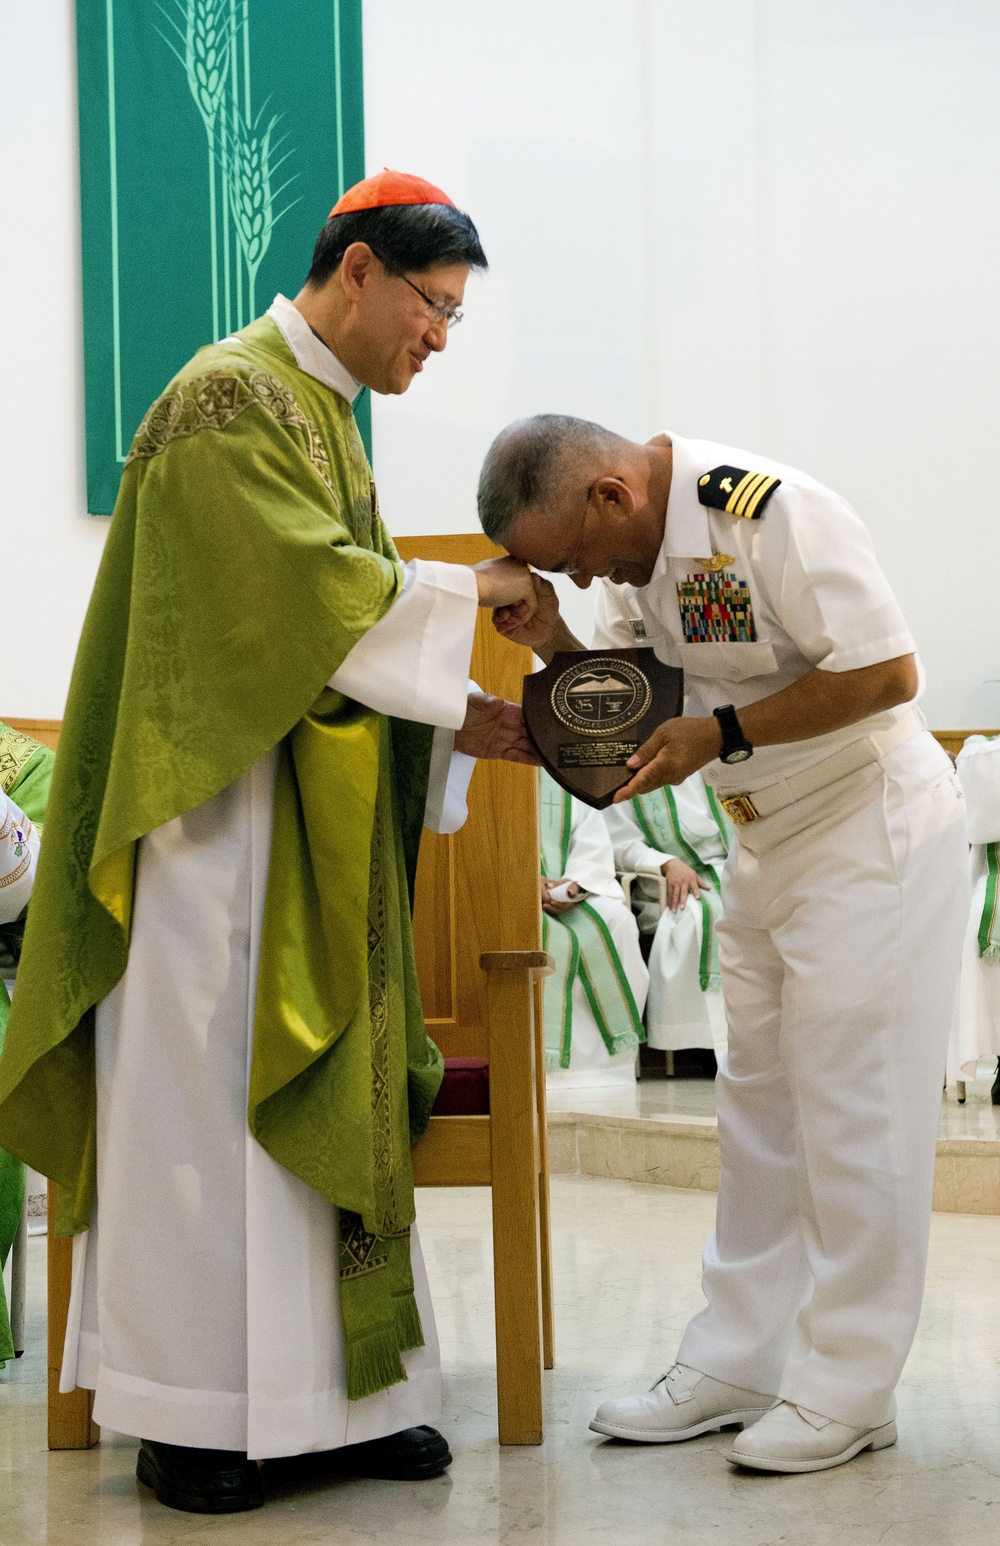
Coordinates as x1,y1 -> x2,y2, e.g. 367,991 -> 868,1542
720,792 -> 760,825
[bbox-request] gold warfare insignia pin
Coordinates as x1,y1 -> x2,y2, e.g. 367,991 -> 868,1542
697,465 -> 781,520
693,554 -> 735,573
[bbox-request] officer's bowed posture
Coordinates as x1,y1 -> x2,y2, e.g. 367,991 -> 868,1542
479,415 -> 969,1476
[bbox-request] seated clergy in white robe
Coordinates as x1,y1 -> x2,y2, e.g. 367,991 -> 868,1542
948,735 -> 1000,1089
540,772 -> 649,1087
604,773 -> 731,1062
0,173 -> 542,1511
0,737 -> 46,1369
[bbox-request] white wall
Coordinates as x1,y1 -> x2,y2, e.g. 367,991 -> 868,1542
2,2 -> 998,724
0,0 -> 107,720
364,0 -> 1000,725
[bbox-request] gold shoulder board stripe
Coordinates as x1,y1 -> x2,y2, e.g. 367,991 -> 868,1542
737,474 -> 780,520
697,464 -> 782,520
725,470 -> 766,516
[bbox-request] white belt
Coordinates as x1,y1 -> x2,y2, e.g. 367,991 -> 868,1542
717,709 -> 923,826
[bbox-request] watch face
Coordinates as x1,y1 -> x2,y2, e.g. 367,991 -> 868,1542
722,747 -> 752,764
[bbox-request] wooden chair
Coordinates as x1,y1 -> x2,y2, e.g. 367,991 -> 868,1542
28,532 -> 555,1450
398,534 -> 554,1446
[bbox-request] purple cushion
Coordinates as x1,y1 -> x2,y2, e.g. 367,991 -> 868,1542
431,1057 -> 490,1116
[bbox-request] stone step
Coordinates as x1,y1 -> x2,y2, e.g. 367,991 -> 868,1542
547,1110 -> 1000,1214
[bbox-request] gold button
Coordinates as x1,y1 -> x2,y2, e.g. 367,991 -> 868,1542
699,475 -> 710,485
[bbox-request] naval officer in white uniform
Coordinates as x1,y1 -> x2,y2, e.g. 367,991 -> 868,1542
478,414 -> 969,1475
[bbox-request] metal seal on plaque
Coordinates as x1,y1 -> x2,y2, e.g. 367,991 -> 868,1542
522,649 -> 684,810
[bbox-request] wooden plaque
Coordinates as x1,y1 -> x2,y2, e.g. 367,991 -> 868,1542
522,649 -> 684,810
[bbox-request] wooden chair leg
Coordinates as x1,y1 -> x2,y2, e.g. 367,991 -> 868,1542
47,1184 -> 99,1450
483,960 -> 544,1445
533,979 -> 555,1371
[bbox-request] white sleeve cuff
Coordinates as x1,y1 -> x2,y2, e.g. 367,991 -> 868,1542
627,841 -> 671,875
329,558 -> 479,727
423,729 -> 477,834
814,632 -> 918,674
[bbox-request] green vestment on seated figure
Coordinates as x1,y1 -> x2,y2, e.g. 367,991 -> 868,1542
0,722 -> 55,1366
539,773 -> 645,1070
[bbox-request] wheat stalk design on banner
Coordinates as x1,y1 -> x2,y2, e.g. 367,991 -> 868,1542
158,0 -> 299,338
157,0 -> 232,340
226,103 -> 298,319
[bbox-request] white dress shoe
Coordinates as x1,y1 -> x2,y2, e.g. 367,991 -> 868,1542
590,1363 -> 773,1443
724,1400 -> 898,1473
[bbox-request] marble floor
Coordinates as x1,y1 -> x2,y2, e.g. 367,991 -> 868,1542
5,1176 -> 1000,1544
547,1059 -> 1000,1141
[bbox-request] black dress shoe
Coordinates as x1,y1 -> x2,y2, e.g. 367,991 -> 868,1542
337,1425 -> 453,1480
265,1425 -> 453,1488
136,1439 -> 265,1513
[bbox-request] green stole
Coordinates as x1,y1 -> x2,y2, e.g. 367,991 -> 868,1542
629,784 -> 730,993
0,320 -> 443,1398
974,740 -> 1000,966
539,777 -> 644,1069
0,723 -> 55,1366
978,843 -> 1000,965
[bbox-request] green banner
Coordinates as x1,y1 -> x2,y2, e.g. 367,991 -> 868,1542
76,0 -> 368,515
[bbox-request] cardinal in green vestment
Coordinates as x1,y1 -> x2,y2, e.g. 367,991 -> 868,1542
0,171 -> 540,1511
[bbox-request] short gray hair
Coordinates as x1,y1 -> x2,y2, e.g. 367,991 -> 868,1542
477,414 -> 624,546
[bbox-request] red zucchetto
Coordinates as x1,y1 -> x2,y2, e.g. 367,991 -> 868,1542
329,169 -> 455,218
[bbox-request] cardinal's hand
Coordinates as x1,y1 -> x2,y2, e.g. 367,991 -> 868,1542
454,693 -> 540,764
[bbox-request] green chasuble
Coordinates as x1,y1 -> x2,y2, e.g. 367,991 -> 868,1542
0,723 -> 55,1367
629,784 -> 731,993
539,774 -> 645,1070
0,320 -> 444,1399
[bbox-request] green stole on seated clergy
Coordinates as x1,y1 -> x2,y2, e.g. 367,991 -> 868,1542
629,785 -> 730,993
0,320 -> 443,1398
539,777 -> 645,1070
978,844 -> 1000,965
974,740 -> 1000,967
0,723 -> 55,1367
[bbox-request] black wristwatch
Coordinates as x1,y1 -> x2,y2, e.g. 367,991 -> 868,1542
713,704 -> 754,765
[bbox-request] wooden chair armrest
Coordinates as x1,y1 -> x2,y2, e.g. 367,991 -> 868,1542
480,951 -> 555,977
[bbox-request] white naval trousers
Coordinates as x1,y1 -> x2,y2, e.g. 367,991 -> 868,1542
677,733 -> 969,1428
545,896 -> 649,1090
60,750 -> 441,1459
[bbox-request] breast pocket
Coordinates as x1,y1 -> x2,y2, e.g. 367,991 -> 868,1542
674,640 -> 779,682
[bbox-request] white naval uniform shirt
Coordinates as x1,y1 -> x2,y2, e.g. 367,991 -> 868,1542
593,434 -> 919,793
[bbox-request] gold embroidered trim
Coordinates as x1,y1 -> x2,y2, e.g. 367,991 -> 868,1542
367,797 -> 398,1230
337,795 -> 397,1284
338,1214 -> 388,1280
125,369 -> 335,494
0,725 -> 42,797
0,851 -> 31,890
